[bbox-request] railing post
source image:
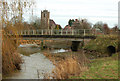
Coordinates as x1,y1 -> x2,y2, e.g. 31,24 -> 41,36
94,29 -> 96,36
32,30 -> 34,35
24,30 -> 26,35
49,30 -> 50,35
28,30 -> 30,35
21,31 -> 22,35
84,29 -> 85,36
42,30 -> 43,35
66,30 -> 68,35
51,30 -> 52,35
72,29 -> 74,35
61,29 -> 62,35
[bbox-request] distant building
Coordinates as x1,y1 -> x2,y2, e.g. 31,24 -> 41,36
41,10 -> 50,29
40,10 -> 60,29
64,25 -> 73,30
49,19 -> 56,29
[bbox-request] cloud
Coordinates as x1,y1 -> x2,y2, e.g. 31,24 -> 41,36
23,0 -> 119,28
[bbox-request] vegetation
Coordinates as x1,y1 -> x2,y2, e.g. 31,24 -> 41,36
2,28 -> 22,75
52,57 -> 88,79
71,53 -> 118,79
0,0 -> 35,75
84,35 -> 118,55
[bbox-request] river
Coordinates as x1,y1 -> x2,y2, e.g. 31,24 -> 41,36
4,44 -> 68,79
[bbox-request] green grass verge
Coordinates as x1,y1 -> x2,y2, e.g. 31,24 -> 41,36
71,53 -> 118,79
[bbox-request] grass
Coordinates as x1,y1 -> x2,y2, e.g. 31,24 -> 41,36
71,53 -> 118,79
84,35 -> 118,54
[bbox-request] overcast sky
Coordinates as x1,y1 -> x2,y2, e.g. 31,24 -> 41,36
24,0 -> 119,28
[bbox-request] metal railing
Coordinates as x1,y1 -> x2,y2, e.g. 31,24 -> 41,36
8,29 -> 102,36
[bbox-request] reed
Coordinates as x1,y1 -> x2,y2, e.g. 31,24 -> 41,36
52,56 -> 88,79
2,25 -> 22,75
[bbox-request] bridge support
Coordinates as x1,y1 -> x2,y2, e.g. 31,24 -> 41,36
71,41 -> 80,52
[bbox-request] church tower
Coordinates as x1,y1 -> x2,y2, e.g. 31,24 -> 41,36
41,10 -> 50,29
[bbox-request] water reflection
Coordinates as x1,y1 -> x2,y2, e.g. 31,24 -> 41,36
51,49 -> 68,53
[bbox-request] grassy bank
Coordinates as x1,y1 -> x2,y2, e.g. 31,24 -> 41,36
71,53 -> 118,79
84,35 -> 118,55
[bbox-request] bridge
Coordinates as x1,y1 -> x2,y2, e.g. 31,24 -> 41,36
9,29 -> 101,51
10,29 -> 101,41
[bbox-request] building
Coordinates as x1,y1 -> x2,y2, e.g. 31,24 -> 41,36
40,10 -> 61,30
49,19 -> 56,29
41,10 -> 50,29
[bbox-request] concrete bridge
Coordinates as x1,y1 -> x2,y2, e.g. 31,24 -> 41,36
11,29 -> 100,41
9,29 -> 101,51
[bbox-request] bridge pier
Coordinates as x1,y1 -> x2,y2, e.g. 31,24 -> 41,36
71,41 -> 80,52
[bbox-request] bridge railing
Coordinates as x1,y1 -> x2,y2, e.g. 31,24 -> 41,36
12,29 -> 102,36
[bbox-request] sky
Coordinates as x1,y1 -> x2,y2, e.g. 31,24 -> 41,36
24,0 -> 119,28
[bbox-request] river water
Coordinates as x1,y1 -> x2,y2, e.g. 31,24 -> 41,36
4,44 -> 68,79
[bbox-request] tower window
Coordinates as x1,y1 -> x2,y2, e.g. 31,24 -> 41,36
44,13 -> 45,17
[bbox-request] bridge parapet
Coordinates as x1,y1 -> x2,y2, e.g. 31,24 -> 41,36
13,29 -> 101,36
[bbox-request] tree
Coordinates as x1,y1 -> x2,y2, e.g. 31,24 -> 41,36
29,16 -> 41,29
111,25 -> 119,35
80,19 -> 92,29
103,23 -> 110,34
68,19 -> 74,26
72,19 -> 91,29
0,0 -> 35,75
93,21 -> 104,32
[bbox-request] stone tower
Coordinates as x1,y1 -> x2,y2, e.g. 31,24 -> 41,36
41,10 -> 50,29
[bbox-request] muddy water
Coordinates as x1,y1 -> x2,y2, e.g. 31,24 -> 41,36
4,44 -> 68,79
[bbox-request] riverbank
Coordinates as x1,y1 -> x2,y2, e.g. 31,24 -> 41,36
42,35 -> 119,79
71,52 -> 118,79
43,50 -> 91,79
43,49 -> 118,79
